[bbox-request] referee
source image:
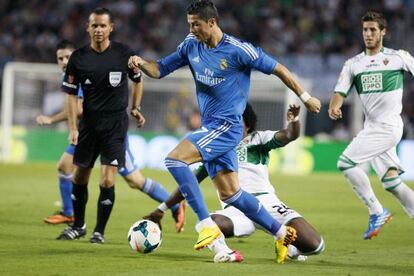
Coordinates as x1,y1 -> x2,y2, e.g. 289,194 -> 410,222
57,7 -> 144,243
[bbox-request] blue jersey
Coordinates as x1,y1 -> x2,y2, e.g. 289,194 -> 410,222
158,33 -> 277,124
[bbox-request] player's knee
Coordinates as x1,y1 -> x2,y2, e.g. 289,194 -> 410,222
382,171 -> 402,191
100,174 -> 116,188
211,214 -> 234,238
337,155 -> 356,172
57,161 -> 72,175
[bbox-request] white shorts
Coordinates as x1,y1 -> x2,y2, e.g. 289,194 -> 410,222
212,193 -> 301,237
343,121 -> 404,179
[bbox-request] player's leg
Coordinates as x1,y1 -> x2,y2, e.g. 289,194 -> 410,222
338,125 -> 397,239
56,165 -> 92,240
287,218 -> 324,258
44,147 -> 75,224
164,139 -> 219,247
57,117 -> 99,241
89,165 -> 118,244
120,142 -> 184,230
213,169 -> 297,263
373,149 -> 414,219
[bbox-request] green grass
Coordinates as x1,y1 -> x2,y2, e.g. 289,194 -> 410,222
0,163 -> 413,275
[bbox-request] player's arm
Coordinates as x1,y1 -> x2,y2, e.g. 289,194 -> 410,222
129,75 -> 145,128
36,109 -> 68,125
328,93 -> 345,120
66,94 -> 78,144
329,59 -> 353,120
273,63 -> 321,114
275,105 -> 301,145
143,166 -> 209,227
128,56 -> 161,78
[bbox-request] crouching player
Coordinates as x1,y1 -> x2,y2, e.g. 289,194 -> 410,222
144,103 -> 324,262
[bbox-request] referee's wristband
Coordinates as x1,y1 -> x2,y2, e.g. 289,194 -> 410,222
299,92 -> 311,103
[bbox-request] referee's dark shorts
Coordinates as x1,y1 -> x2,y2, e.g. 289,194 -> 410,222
74,110 -> 128,168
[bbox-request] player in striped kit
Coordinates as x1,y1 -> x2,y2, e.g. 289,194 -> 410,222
329,11 -> 414,240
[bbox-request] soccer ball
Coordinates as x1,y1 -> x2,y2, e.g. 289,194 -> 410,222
127,219 -> 162,254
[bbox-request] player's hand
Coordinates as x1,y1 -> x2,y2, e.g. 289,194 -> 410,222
328,107 -> 342,120
287,104 -> 300,123
130,107 -> 146,128
36,115 -> 52,125
68,129 -> 79,145
128,55 -> 144,69
143,209 -> 164,230
304,97 -> 321,114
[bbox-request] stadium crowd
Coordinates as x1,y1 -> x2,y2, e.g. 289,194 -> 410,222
0,0 -> 414,136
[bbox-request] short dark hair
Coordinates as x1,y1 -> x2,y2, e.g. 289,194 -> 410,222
187,0 -> 219,23
56,39 -> 75,51
242,103 -> 257,134
91,7 -> 113,22
361,11 -> 387,30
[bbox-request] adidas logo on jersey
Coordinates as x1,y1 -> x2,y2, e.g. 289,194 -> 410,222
192,56 -> 200,63
85,78 -> 92,84
110,159 -> 118,166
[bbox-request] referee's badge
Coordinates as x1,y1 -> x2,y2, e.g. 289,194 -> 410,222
109,72 -> 122,87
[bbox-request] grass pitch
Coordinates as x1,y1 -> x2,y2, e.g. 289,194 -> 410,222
0,163 -> 413,275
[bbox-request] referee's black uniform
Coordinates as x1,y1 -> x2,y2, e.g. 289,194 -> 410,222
62,42 -> 141,168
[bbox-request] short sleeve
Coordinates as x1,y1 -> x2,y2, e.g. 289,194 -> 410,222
126,46 -> 142,83
157,35 -> 192,78
398,49 -> 414,76
62,53 -> 79,95
259,130 -> 285,152
231,39 -> 277,74
334,59 -> 354,97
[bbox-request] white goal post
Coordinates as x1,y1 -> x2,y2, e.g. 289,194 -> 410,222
1,61 -> 312,162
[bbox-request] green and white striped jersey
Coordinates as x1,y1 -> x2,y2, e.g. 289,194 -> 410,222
334,47 -> 414,126
235,130 -> 285,194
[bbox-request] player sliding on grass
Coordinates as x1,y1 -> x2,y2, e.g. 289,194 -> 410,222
329,11 -> 414,240
144,103 -> 325,263
36,37 -> 184,240
129,0 -> 321,264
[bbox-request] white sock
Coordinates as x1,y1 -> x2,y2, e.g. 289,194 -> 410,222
343,167 -> 383,215
207,234 -> 232,254
389,183 -> 414,219
287,245 -> 301,258
197,217 -> 217,229
274,225 -> 287,240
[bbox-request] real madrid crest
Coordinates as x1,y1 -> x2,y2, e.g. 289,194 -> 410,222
220,58 -> 228,70
383,58 -> 389,65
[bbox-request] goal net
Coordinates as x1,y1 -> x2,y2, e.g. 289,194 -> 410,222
1,61 -> 312,164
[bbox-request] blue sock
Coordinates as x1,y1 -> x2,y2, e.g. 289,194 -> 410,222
165,158 -> 210,220
59,173 -> 73,216
142,178 -> 179,213
223,189 -> 282,235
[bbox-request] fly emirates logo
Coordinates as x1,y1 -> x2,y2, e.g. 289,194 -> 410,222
196,68 -> 225,86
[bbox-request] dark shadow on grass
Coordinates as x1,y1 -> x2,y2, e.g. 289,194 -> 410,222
117,251 -> 213,263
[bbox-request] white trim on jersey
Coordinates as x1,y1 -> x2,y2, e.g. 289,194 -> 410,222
225,36 -> 258,60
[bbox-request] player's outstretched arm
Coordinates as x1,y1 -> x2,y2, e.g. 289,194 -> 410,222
275,105 -> 301,145
128,56 -> 160,78
36,110 -> 67,125
273,63 -> 321,114
328,92 -> 344,120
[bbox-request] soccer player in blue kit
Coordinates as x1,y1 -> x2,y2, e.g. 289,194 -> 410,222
129,0 -> 321,263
